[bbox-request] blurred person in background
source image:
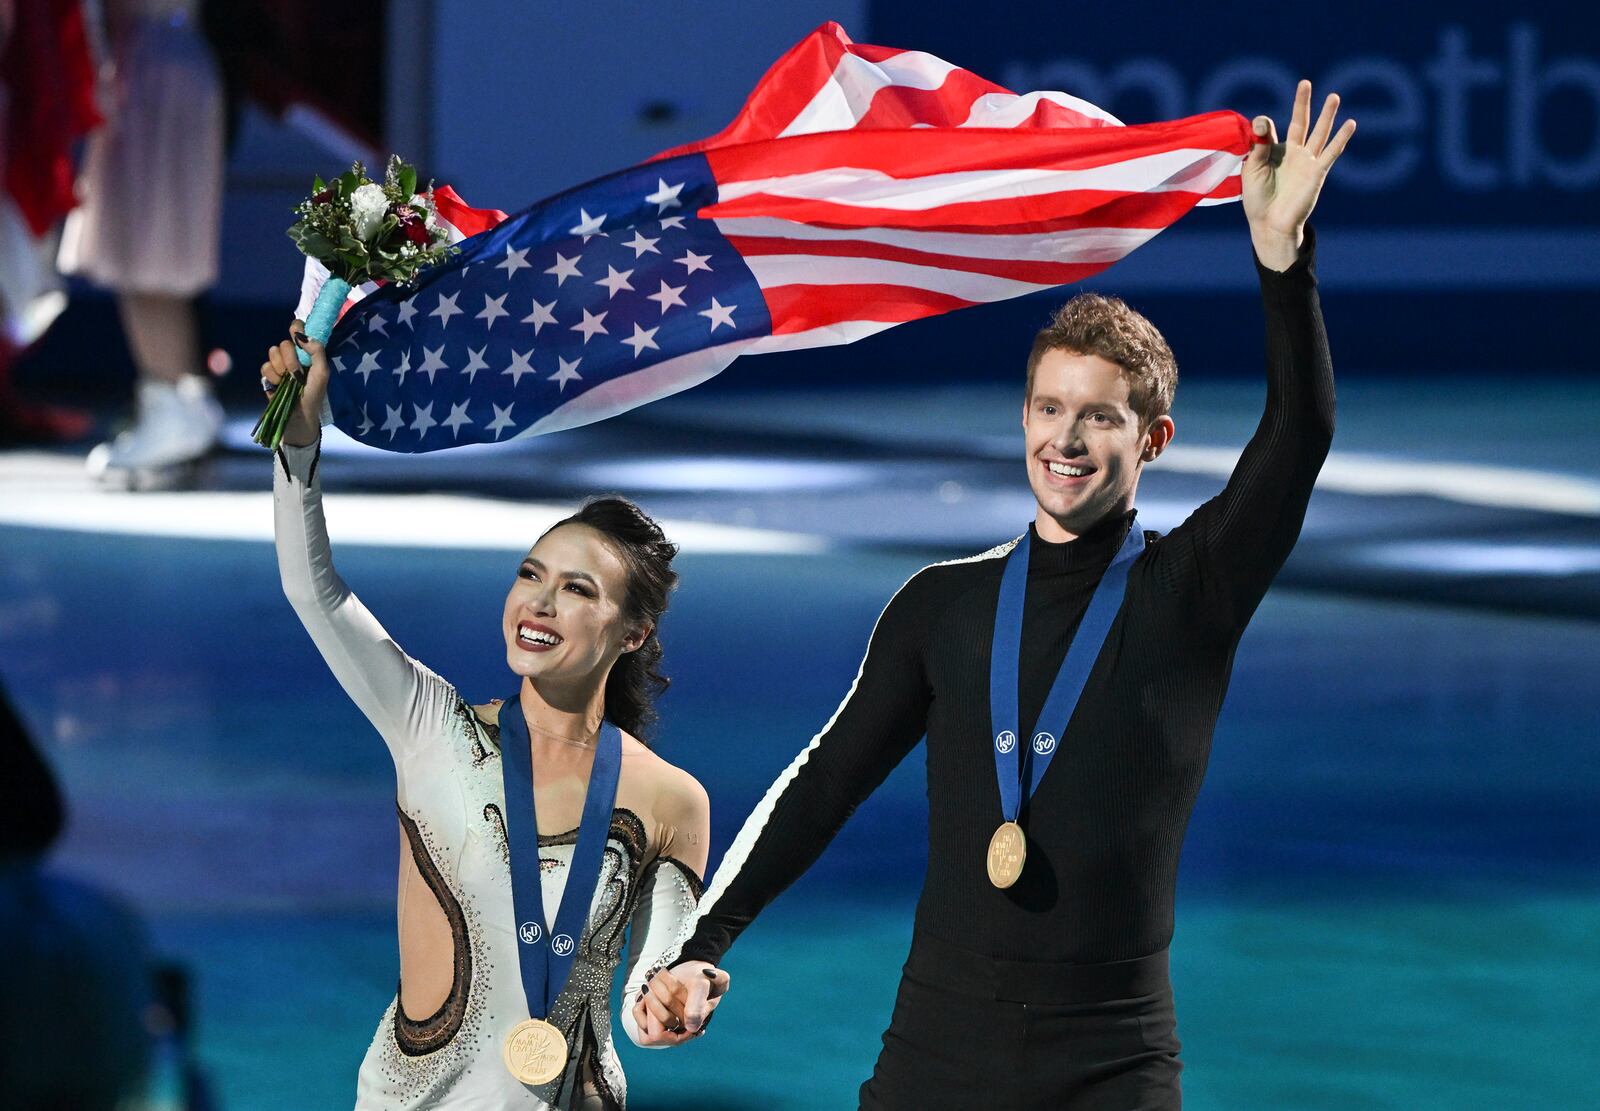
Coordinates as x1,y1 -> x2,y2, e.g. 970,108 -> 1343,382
0,680 -> 152,1108
0,0 -> 99,444
57,0 -> 226,482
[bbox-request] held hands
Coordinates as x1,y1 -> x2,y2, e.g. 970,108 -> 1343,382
259,321 -> 330,448
629,961 -> 730,1047
1242,80 -> 1357,271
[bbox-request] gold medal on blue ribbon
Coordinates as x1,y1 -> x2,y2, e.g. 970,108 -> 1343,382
988,524 -> 1144,887
497,698 -> 622,1085
987,820 -> 1026,888
503,1016 -> 567,1085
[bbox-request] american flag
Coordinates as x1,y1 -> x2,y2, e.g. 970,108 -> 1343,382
319,22 -> 1253,452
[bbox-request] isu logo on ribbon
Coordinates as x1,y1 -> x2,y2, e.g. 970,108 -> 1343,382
518,921 -> 543,945
995,730 -> 1018,754
551,934 -> 575,957
1032,732 -> 1057,756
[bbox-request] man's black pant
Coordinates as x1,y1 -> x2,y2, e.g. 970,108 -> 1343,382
859,932 -> 1181,1110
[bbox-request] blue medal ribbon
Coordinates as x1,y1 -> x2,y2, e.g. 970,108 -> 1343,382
498,696 -> 623,1017
989,521 -> 1145,826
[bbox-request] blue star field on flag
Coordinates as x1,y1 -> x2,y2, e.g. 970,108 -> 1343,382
326,153 -> 770,451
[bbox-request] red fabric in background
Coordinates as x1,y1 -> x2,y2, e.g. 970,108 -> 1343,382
2,0 -> 103,235
203,0 -> 386,151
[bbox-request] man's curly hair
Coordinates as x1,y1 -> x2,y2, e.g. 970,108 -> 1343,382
1025,293 -> 1178,424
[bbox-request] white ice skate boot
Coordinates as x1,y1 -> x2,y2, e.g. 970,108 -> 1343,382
87,376 -> 225,488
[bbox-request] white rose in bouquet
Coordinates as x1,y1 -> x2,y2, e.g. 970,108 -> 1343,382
350,182 -> 390,242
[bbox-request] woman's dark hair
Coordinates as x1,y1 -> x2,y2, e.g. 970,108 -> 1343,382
539,497 -> 678,741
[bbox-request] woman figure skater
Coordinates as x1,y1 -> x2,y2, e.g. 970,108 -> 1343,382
262,324 -> 712,1109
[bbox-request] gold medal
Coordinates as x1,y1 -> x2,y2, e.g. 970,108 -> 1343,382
987,821 -> 1026,888
503,1017 -> 567,1085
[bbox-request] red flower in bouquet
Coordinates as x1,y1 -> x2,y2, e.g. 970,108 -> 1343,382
394,205 -> 431,245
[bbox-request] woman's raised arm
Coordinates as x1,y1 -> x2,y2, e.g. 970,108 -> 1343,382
266,327 -> 454,770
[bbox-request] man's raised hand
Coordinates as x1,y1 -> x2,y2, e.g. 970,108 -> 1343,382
1241,79 -> 1356,271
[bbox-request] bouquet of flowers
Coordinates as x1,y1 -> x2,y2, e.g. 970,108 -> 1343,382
252,155 -> 455,450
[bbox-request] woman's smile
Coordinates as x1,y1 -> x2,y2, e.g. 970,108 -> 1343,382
515,619 -> 564,653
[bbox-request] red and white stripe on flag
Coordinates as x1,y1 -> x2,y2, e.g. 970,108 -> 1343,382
653,21 -> 1252,350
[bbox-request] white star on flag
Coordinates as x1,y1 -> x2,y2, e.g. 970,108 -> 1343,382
569,209 -> 606,241
381,404 -> 405,440
660,216 -> 687,230
429,291 -> 462,326
461,345 -> 489,382
571,308 -> 608,343
595,265 -> 634,298
409,402 -> 437,436
333,355 -> 346,372
622,323 -> 660,357
477,292 -> 510,329
645,178 -> 684,212
392,349 -> 413,384
417,345 -> 449,383
676,250 -> 712,275
521,298 -> 558,333
486,402 -> 516,439
353,351 -> 381,383
545,253 -> 581,285
368,313 -> 389,335
700,298 -> 737,331
550,356 -> 582,391
496,245 -> 532,278
502,348 -> 537,385
397,300 -> 418,327
356,405 -> 373,437
442,401 -> 473,438
647,280 -> 686,314
624,231 -> 660,257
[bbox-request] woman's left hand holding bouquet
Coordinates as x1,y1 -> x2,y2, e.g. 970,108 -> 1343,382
260,324 -> 329,449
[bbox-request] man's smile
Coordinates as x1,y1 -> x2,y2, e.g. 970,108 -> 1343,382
1040,457 -> 1098,486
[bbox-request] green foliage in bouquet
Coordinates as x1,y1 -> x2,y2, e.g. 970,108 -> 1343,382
288,154 -> 454,285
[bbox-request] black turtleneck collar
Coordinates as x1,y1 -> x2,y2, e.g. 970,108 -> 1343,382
1026,508 -> 1136,577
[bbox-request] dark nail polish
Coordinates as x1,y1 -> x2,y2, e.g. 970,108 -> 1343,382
292,332 -> 308,345
703,969 -> 717,978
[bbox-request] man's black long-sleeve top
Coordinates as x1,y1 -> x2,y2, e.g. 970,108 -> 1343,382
682,231 -> 1336,967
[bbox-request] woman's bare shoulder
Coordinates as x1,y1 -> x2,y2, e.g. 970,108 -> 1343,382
621,735 -> 709,819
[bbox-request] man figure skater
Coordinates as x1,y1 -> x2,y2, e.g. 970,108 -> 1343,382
644,82 -> 1354,1109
